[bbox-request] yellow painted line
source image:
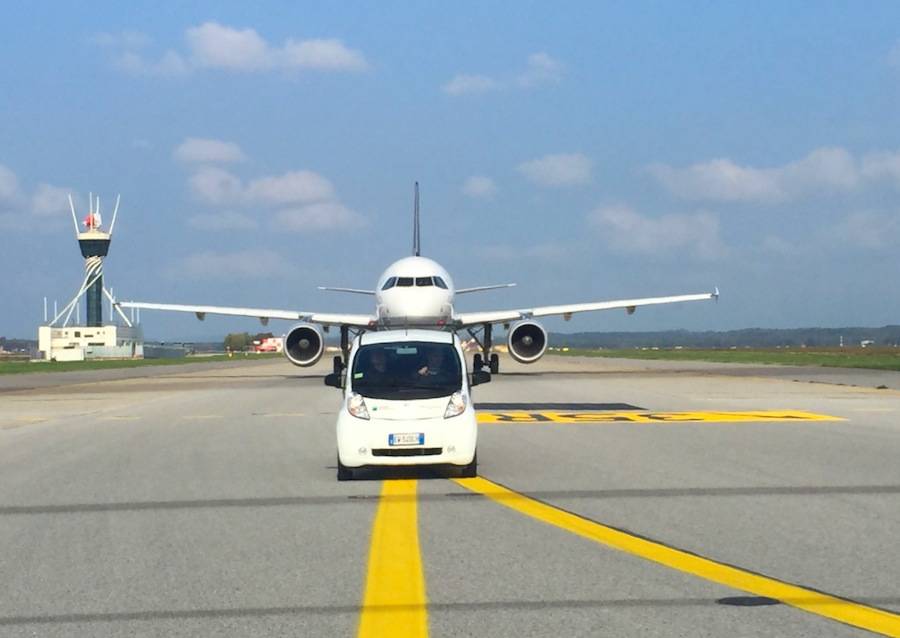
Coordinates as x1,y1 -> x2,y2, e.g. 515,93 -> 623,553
477,410 -> 842,424
454,477 -> 900,637
358,480 -> 428,638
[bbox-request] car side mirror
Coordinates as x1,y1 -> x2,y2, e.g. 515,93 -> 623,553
324,372 -> 344,389
469,370 -> 491,386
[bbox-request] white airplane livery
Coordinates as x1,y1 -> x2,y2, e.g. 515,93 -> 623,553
118,184 -> 718,373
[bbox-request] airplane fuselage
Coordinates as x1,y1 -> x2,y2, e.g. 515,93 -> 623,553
374,256 -> 456,326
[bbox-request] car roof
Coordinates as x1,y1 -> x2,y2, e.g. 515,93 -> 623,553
358,329 -> 456,346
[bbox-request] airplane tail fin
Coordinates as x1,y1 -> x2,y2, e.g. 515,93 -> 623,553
413,181 -> 420,257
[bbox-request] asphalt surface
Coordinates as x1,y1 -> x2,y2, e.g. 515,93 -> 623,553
1,354 -> 898,637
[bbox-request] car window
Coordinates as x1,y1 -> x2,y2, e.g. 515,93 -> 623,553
397,277 -> 414,287
351,341 -> 462,400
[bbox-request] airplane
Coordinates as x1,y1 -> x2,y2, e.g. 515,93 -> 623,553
117,184 -> 718,374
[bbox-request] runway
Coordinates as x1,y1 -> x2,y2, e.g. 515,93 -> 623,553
1,355 -> 899,637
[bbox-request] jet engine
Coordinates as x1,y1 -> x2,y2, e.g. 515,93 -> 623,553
507,321 -> 548,364
283,323 -> 325,367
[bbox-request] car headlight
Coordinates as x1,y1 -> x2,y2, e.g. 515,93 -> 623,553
444,391 -> 467,419
347,393 -> 370,420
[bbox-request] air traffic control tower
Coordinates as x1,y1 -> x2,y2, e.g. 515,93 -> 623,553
78,211 -> 111,327
38,194 -> 143,361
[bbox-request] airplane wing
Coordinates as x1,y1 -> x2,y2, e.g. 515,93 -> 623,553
116,301 -> 375,328
453,290 -> 718,327
456,283 -> 517,294
317,287 -> 376,295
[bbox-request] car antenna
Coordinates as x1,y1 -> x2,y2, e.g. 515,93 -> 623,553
413,181 -> 420,257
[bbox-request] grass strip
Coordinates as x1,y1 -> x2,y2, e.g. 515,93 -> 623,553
551,348 -> 900,371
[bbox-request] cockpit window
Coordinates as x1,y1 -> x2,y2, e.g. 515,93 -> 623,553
433,276 -> 448,289
396,277 -> 414,287
381,277 -> 397,290
415,277 -> 433,287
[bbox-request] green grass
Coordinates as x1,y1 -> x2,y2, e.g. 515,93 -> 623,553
0,353 -> 282,375
551,347 -> 900,371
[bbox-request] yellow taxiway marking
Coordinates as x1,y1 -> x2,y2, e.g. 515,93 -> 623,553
358,479 -> 428,638
454,476 -> 900,637
477,410 -> 842,424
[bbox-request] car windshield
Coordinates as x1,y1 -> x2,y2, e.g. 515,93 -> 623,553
351,341 -> 462,400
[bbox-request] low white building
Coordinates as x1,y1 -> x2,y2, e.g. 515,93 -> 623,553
38,325 -> 144,361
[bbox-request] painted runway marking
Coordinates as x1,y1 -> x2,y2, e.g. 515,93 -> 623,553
475,402 -> 645,411
358,479 -> 428,638
477,410 -> 842,424
453,477 -> 900,637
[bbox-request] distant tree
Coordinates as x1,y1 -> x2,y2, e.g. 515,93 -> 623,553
224,332 -> 252,351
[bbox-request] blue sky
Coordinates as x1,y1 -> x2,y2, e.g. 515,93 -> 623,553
3,2 -> 900,339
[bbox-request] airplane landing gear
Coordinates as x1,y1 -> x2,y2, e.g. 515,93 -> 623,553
467,323 -> 497,373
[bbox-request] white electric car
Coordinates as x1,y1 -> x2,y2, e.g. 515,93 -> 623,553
325,329 -> 490,481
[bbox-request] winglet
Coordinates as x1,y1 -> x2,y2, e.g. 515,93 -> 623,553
713,287 -> 720,301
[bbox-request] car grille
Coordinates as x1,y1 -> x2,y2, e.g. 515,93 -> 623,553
372,447 -> 443,457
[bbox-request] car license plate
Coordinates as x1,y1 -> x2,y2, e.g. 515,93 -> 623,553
389,432 -> 424,446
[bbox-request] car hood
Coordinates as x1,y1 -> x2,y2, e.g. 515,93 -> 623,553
365,396 -> 451,421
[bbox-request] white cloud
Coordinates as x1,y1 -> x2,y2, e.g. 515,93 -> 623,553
177,249 -> 288,279
0,164 -> 76,223
186,22 -> 273,71
518,153 -> 592,187
107,22 -> 369,76
174,138 -> 246,164
245,170 -> 334,205
587,205 -> 725,260
443,52 -> 563,96
648,147 -> 862,203
273,202 -> 364,232
114,50 -> 189,77
182,152 -> 359,232
0,164 -> 21,205
461,176 -> 497,198
187,211 -> 258,231
281,38 -> 368,71
830,211 -> 900,250
860,151 -> 900,181
31,184 -> 71,217
442,74 -> 501,96
889,41 -> 900,68
516,52 -> 564,87
189,167 -> 243,205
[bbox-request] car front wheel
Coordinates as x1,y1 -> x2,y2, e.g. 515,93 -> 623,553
459,452 -> 477,478
337,455 -> 354,481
